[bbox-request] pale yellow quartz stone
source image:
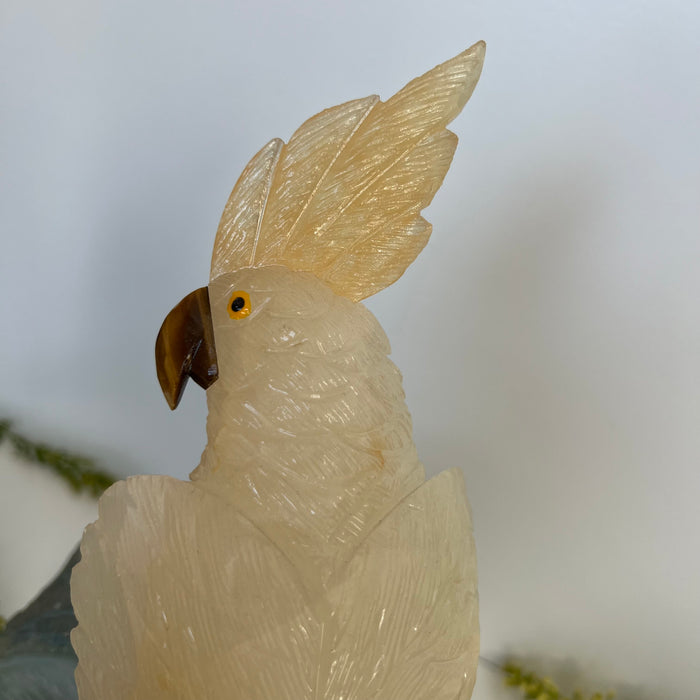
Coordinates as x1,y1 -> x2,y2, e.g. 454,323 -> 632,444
71,41 -> 485,700
210,41 -> 485,299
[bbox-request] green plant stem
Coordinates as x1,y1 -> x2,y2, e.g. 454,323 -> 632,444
0,419 -> 115,497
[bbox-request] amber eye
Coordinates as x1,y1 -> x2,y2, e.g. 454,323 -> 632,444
227,290 -> 252,319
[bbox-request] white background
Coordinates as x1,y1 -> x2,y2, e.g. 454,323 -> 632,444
1,2 -> 698,698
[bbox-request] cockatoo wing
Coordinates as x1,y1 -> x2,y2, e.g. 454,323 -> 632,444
324,467 -> 478,700
210,42 -> 485,300
71,477 -> 319,699
71,470 -> 477,699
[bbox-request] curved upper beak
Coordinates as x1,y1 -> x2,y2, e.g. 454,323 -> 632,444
155,287 -> 218,410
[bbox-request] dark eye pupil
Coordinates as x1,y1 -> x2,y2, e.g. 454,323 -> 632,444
230,296 -> 246,312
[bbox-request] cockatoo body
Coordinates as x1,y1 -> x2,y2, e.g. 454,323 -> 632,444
71,42 -> 485,700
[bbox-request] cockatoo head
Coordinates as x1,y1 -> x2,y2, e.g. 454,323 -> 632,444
156,265 -> 364,411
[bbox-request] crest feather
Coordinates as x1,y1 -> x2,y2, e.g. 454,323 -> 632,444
211,41 -> 485,300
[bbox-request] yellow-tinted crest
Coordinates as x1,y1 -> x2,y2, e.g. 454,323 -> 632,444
210,41 -> 485,300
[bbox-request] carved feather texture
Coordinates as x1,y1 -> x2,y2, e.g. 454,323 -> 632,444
72,469 -> 477,700
210,41 -> 485,300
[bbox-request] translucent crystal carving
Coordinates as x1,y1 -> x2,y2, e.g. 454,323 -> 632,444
71,41 -> 485,700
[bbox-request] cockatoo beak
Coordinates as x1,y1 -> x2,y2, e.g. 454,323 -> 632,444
155,286 -> 218,410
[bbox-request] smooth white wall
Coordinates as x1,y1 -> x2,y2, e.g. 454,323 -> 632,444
1,2 -> 698,698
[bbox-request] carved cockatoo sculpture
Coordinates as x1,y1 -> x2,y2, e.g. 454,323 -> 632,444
71,42 -> 485,700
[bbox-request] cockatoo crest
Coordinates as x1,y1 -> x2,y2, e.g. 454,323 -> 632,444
210,41 -> 485,299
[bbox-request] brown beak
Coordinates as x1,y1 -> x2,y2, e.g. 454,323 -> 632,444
155,287 -> 218,410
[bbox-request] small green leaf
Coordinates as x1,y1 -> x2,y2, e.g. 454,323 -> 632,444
501,660 -> 614,700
